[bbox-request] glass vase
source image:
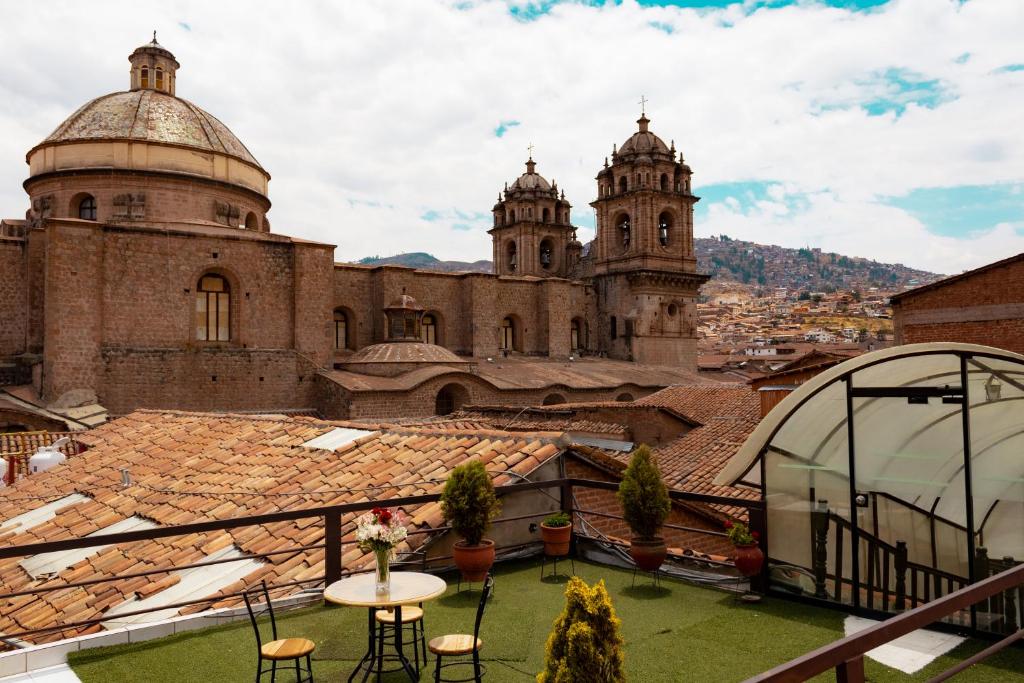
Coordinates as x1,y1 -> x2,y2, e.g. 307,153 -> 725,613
374,548 -> 391,593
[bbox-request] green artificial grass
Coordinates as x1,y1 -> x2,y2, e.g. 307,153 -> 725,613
68,558 -> 1024,682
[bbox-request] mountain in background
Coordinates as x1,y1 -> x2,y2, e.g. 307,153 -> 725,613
354,238 -> 944,292
355,252 -> 492,273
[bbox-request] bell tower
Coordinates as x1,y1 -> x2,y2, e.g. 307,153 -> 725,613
489,152 -> 576,278
589,110 -> 709,367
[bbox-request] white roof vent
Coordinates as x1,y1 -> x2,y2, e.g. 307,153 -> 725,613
28,437 -> 71,474
301,428 -> 374,451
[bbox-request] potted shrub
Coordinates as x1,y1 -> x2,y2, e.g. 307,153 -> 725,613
540,511 -> 572,557
617,445 -> 671,572
440,459 -> 501,581
725,520 -> 765,578
537,577 -> 624,682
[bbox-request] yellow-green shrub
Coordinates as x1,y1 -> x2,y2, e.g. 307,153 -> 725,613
537,577 -> 625,682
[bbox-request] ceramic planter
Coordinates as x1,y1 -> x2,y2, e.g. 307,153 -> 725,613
629,537 -> 667,571
540,522 -> 572,557
452,539 -> 495,581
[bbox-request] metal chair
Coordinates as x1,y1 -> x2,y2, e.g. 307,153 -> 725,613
375,602 -> 428,675
243,580 -> 315,683
429,574 -> 493,683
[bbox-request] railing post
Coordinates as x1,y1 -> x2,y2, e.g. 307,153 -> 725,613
894,541 -> 908,611
1004,557 -> 1018,632
811,499 -> 830,598
324,510 -> 342,589
836,655 -> 865,683
749,503 -> 769,594
561,479 -> 576,557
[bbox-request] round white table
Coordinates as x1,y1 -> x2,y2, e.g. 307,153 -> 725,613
325,572 -> 447,682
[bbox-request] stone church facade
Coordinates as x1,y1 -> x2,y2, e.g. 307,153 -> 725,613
0,40 -> 710,421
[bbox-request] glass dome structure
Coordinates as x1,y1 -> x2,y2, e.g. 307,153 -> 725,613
717,343 -> 1024,631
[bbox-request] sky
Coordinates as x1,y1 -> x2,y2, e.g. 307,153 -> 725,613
0,0 -> 1022,275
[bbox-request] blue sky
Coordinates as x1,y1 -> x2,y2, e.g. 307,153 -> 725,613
0,0 -> 1022,274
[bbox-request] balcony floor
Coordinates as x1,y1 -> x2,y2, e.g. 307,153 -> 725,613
68,558 -> 1024,682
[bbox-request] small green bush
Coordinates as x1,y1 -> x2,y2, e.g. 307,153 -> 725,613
543,511 -> 572,528
440,460 -> 500,546
616,444 -> 670,540
537,576 -> 625,683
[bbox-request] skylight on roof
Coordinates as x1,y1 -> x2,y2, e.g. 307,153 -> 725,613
301,427 -> 374,451
102,544 -> 264,628
20,515 -> 158,579
0,493 -> 88,535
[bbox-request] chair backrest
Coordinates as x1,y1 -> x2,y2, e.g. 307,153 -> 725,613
472,574 -> 494,641
242,580 -> 278,652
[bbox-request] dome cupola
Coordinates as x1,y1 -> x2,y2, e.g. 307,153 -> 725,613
129,32 -> 179,95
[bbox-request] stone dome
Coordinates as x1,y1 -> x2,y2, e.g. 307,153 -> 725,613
616,115 -> 673,161
37,90 -> 263,170
507,158 -> 554,194
347,342 -> 465,365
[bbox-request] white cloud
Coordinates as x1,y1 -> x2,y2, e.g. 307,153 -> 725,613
0,0 -> 1021,273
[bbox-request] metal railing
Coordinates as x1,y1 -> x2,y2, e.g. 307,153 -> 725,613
746,561 -> 1024,683
0,477 -> 765,643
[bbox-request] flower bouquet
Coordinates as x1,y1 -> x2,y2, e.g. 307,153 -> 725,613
355,507 -> 408,593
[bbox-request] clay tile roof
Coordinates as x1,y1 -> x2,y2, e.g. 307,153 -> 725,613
0,410 -> 563,645
633,383 -> 759,424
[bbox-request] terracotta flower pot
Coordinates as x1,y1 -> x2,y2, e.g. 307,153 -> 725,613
733,543 -> 765,577
540,523 -> 572,557
629,537 -> 667,571
452,539 -> 495,581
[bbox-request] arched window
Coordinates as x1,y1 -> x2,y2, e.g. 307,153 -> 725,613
421,314 -> 437,345
539,238 -> 554,270
618,176 -> 627,194
616,392 -> 635,402
658,211 -> 672,247
244,212 -> 258,230
542,208 -> 550,223
570,319 -> 581,351
141,67 -> 149,88
156,68 -> 164,91
510,209 -> 516,223
660,173 -> 669,191
78,195 -> 97,221
616,214 -> 631,250
543,394 -> 565,406
506,241 -> 518,273
196,274 -> 230,342
333,309 -> 350,350
500,317 -> 515,351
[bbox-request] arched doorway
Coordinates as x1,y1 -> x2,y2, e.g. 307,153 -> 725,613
542,394 -> 565,406
435,383 -> 469,415
615,392 -> 634,402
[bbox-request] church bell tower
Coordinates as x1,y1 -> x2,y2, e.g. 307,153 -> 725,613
590,109 -> 709,367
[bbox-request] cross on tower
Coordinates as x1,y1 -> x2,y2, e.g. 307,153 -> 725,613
638,95 -> 648,115
527,142 -> 534,160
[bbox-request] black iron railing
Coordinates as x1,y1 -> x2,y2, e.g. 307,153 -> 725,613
0,477 -> 765,643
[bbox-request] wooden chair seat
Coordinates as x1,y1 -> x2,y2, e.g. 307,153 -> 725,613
428,633 -> 482,655
261,637 -> 316,661
375,606 -> 424,624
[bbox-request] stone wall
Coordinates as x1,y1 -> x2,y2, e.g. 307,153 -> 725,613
0,239 -> 27,357
100,347 -> 316,415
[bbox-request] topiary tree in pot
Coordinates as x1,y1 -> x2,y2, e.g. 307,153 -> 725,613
537,576 -> 625,683
440,459 -> 501,581
616,444 -> 671,571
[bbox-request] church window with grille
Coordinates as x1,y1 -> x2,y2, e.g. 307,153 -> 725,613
78,195 -> 97,221
196,274 -> 230,342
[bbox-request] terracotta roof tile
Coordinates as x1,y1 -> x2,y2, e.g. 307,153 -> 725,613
0,410 -> 564,644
